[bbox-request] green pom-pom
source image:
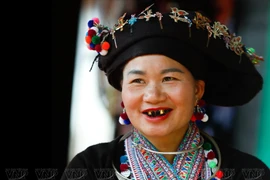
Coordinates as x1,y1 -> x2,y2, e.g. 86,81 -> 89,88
248,47 -> 255,53
203,142 -> 212,150
208,161 -> 217,168
91,35 -> 100,44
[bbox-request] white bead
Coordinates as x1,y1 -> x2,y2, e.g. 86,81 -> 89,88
100,49 -> 108,56
207,158 -> 218,164
121,169 -> 131,177
201,114 -> 209,122
118,117 -> 125,125
90,26 -> 99,34
212,166 -> 218,173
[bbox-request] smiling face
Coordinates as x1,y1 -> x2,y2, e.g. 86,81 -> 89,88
121,54 -> 205,140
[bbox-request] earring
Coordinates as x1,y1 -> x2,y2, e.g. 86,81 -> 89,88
119,101 -> 131,125
191,99 -> 208,122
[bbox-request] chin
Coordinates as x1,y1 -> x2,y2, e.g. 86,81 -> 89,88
140,127 -> 169,138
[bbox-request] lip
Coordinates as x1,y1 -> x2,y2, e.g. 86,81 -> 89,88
142,107 -> 172,123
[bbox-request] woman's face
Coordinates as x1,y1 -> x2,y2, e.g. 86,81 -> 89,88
121,54 -> 205,139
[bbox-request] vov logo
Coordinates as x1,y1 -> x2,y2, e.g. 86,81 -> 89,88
64,168 -> 88,180
35,169 -> 58,180
5,168 -> 28,180
242,168 -> 265,180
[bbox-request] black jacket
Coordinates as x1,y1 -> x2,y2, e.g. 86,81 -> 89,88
60,135 -> 270,180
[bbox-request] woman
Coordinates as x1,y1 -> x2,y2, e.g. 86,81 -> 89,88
61,4 -> 269,180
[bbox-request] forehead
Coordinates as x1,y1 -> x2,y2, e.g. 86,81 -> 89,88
123,54 -> 187,71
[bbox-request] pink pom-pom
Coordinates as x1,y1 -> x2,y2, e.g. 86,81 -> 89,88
86,44 -> 91,50
92,17 -> 100,24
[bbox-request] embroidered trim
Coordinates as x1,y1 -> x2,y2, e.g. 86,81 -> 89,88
125,123 -> 205,180
113,128 -> 223,180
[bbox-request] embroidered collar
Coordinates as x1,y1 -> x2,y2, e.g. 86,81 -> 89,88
113,123 -> 223,180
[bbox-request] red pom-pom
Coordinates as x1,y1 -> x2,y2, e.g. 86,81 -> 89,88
101,41 -> 110,50
215,170 -> 224,178
197,99 -> 205,106
85,36 -> 91,44
120,113 -> 128,120
95,44 -> 102,52
120,164 -> 128,171
87,29 -> 96,37
207,151 -> 215,159
191,115 -> 197,122
194,113 -> 204,120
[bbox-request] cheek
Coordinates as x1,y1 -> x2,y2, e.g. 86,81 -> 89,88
121,86 -> 141,111
168,85 -> 196,107
121,91 -> 142,123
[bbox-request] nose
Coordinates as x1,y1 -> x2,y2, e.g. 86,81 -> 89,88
143,83 -> 166,104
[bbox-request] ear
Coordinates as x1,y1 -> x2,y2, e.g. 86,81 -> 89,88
195,80 -> 205,100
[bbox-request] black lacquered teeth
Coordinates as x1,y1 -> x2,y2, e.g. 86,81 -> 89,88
143,109 -> 171,117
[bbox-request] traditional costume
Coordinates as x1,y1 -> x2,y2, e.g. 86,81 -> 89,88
61,4 -> 269,180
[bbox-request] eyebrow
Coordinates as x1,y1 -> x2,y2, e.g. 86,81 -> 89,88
127,70 -> 145,75
161,68 -> 184,74
127,68 -> 184,75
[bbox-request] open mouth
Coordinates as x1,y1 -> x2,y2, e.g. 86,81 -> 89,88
143,109 -> 172,117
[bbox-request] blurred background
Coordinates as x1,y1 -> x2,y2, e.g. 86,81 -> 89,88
52,0 -> 270,174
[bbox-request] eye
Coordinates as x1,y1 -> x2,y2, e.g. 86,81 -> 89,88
162,77 -> 176,82
131,79 -> 145,84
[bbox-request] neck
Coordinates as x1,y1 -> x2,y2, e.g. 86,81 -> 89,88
138,124 -> 189,163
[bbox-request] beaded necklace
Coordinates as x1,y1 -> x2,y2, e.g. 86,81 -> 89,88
113,123 -> 223,180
